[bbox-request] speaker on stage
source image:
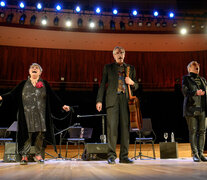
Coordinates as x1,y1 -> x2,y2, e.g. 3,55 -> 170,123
82,143 -> 108,160
3,142 -> 45,162
4,142 -> 21,162
159,142 -> 178,159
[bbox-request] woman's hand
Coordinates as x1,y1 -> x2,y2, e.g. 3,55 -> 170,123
62,105 -> 70,112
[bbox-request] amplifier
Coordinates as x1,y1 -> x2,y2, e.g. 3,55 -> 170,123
159,142 -> 178,159
82,143 -> 108,160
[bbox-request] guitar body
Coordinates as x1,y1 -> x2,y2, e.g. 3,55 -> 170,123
126,66 -> 143,130
128,97 -> 143,130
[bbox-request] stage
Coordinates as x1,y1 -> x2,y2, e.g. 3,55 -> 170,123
0,143 -> 207,180
0,158 -> 207,180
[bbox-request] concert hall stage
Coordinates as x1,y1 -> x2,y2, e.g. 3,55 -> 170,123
0,143 -> 207,180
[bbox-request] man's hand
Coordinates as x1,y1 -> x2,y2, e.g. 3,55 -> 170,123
62,105 -> 70,112
0,96 -> 2,101
125,77 -> 134,86
96,102 -> 102,112
196,89 -> 205,96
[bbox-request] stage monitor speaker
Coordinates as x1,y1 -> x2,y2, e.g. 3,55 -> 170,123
4,142 -> 21,162
82,143 -> 108,161
159,142 -> 178,159
3,142 -> 45,162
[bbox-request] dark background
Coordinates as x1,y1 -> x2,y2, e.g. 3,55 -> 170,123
0,84 -> 189,145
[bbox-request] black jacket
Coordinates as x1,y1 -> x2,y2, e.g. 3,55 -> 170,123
1,80 -> 64,153
96,62 -> 138,108
182,74 -> 207,117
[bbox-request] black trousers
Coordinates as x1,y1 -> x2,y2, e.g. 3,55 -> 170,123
185,111 -> 206,155
20,132 -> 44,156
106,93 -> 130,160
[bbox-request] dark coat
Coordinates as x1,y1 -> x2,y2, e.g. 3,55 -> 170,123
1,80 -> 64,153
96,62 -> 138,108
182,74 -> 207,117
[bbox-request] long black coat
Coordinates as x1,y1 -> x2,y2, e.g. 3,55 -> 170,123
182,74 -> 207,117
96,62 -> 138,108
1,80 -> 64,153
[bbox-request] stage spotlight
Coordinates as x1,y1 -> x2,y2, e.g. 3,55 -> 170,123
180,28 -> 187,35
41,16 -> 47,25
155,21 -> 161,27
191,24 -> 196,29
19,2 -> 25,9
120,21 -> 125,30
89,19 -> 95,29
138,19 -> 143,27
0,12 -> 5,18
0,1 -> 6,7
162,21 -> 167,27
75,6 -> 81,13
30,15 -> 36,25
98,19 -> 104,29
95,7 -> 101,14
19,14 -> 26,24
128,20 -> 133,27
77,18 -> 83,27
89,22 -> 95,28
110,20 -> 115,30
153,11 -> 159,17
172,21 -> 177,28
113,9 -> 118,15
146,21 -> 151,27
132,10 -> 138,16
6,13 -> 13,23
53,16 -> 59,26
65,18 -> 72,27
200,24 -> 205,29
138,22 -> 143,27
55,4 -> 62,11
36,3 -> 43,10
169,12 -> 174,18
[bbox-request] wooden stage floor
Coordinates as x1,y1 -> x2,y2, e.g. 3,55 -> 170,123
1,158 -> 207,180
0,143 -> 207,180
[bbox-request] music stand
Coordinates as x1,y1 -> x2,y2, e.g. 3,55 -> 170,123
7,121 -> 17,132
0,127 -> 13,145
77,114 -> 107,143
65,127 -> 93,160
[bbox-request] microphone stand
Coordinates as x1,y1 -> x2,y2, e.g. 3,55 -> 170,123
54,126 -> 73,159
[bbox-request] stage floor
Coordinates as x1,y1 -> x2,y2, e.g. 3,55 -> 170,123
0,158 -> 207,180
0,143 -> 206,180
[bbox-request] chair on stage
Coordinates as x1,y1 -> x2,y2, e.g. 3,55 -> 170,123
0,127 -> 13,145
65,127 -> 93,159
133,118 -> 156,160
0,122 -> 16,145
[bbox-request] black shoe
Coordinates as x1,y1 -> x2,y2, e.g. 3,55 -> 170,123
200,155 -> 207,162
193,154 -> 201,162
119,158 -> 134,164
107,157 -> 116,164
